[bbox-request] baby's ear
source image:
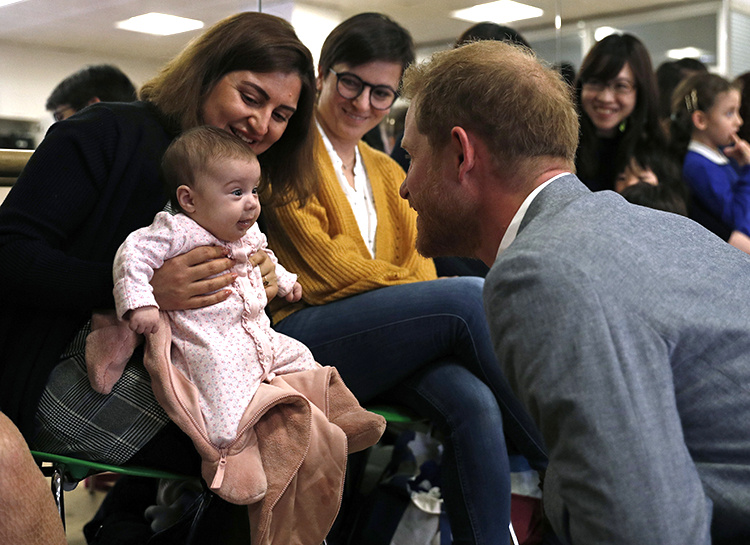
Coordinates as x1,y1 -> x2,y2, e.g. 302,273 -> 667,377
176,185 -> 196,213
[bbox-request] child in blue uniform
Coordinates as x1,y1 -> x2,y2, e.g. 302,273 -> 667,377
671,73 -> 750,252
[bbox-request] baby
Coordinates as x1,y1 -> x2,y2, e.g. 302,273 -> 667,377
113,125 -> 317,446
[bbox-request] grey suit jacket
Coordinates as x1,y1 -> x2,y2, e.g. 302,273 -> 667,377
484,174 -> 750,544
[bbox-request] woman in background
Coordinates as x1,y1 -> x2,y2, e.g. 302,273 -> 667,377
266,13 -> 546,545
575,33 -> 666,192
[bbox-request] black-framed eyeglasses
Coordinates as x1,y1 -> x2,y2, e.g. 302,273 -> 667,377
329,69 -> 398,110
582,78 -> 636,96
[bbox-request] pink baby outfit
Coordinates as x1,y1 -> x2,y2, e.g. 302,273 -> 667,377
113,211 -> 317,446
91,212 -> 387,542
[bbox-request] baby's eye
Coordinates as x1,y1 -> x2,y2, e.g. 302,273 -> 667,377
232,189 -> 243,197
252,187 -> 259,195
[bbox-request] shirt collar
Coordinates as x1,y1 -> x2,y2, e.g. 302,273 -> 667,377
688,140 -> 729,165
496,172 -> 570,259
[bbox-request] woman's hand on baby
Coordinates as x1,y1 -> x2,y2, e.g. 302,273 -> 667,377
127,306 -> 160,335
284,282 -> 303,303
151,246 -> 236,310
725,134 -> 750,166
250,250 -> 279,300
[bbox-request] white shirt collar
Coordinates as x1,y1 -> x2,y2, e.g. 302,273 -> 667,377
496,172 -> 570,259
688,140 -> 729,165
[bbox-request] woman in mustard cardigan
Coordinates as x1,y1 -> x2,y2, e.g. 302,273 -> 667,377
265,13 -> 547,545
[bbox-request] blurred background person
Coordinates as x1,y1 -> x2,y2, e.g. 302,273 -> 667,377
735,71 -> 750,143
656,57 -> 708,135
670,72 -> 750,254
45,64 -> 137,122
455,21 -> 530,48
574,33 -> 666,192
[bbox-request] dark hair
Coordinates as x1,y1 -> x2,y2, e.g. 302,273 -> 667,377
162,126 -> 258,213
622,141 -> 687,203
735,72 -> 750,142
620,181 -> 688,215
669,72 -> 738,161
631,143 -> 682,188
140,12 -> 317,208
574,33 -> 665,190
656,58 -> 708,122
455,22 -> 530,49
675,57 -> 708,73
556,62 -> 576,88
318,13 -> 414,76
45,64 -> 137,111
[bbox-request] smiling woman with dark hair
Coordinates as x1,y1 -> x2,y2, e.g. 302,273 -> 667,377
265,12 -> 547,545
0,12 -> 319,542
575,33 -> 666,192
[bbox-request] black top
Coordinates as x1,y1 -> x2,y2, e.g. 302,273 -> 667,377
0,101 -> 180,439
577,135 -> 622,192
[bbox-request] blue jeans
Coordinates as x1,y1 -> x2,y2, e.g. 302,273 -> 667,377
275,277 -> 546,545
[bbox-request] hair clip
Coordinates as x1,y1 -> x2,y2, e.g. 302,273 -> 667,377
685,89 -> 698,113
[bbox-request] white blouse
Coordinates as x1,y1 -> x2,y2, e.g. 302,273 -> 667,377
317,123 -> 378,256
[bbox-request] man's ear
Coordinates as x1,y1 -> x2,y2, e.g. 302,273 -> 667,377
86,97 -> 101,106
450,126 -> 476,184
176,185 -> 196,213
692,110 -> 708,131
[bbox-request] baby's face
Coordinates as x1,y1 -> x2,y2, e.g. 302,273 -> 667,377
615,158 -> 658,194
188,157 -> 262,242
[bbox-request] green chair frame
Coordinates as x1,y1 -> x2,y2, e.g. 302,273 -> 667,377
29,405 -> 413,534
33,405 -> 518,544
30,450 -> 188,531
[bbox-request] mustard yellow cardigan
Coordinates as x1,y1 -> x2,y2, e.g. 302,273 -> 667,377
266,130 -> 437,323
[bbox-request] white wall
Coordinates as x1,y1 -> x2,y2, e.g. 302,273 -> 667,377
0,40 -> 163,143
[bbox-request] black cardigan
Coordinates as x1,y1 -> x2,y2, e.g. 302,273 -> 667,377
0,101 -> 180,439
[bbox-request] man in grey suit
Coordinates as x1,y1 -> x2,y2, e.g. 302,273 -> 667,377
399,40 -> 750,544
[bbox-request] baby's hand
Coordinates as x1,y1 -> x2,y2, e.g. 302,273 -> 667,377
284,282 -> 303,303
725,134 -> 750,166
127,306 -> 160,334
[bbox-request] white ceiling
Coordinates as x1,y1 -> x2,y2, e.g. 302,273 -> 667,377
0,0 -> 700,63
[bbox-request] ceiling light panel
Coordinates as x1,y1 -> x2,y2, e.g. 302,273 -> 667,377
451,0 -> 543,24
115,12 -> 204,36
